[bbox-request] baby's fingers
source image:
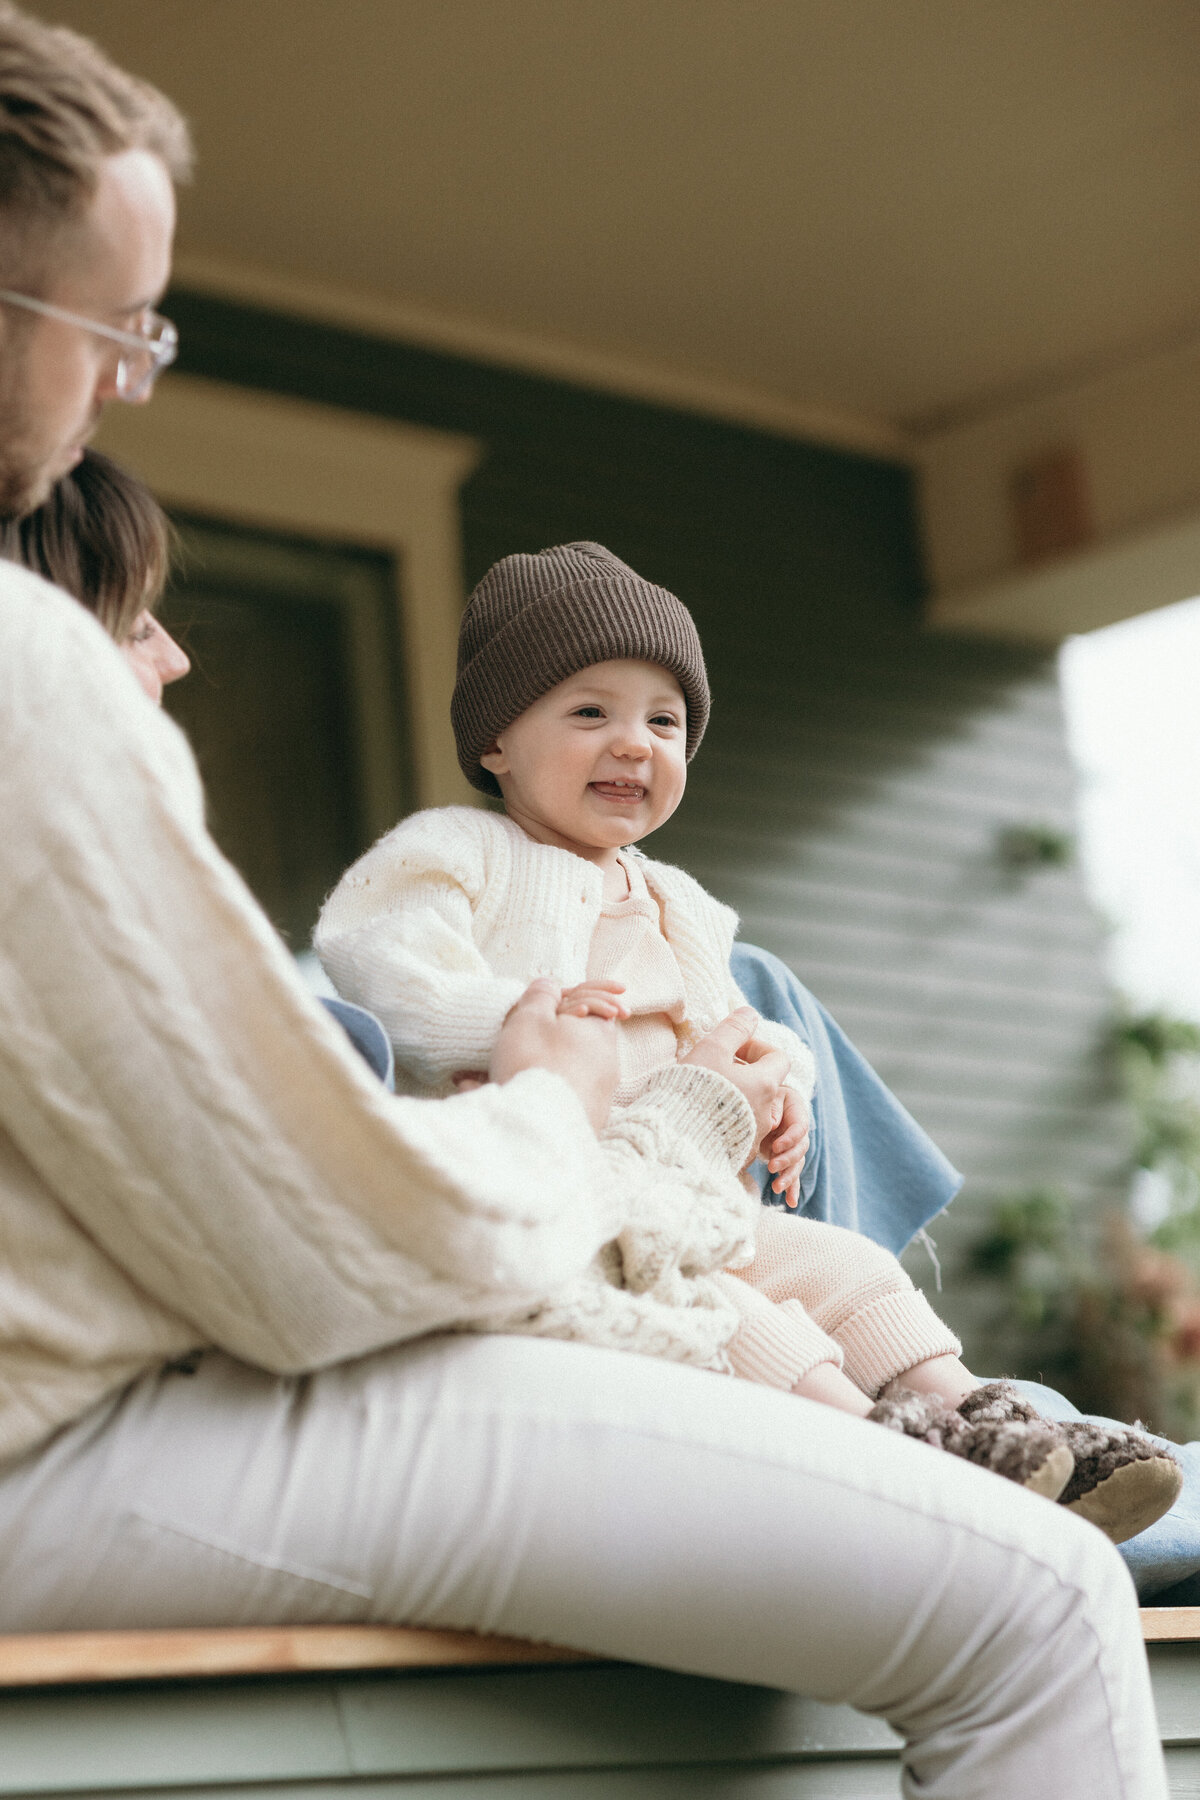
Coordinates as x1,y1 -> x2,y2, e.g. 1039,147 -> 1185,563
559,980 -> 630,1020
769,1155 -> 803,1206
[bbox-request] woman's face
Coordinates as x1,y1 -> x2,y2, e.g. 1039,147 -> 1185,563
122,610 -> 189,704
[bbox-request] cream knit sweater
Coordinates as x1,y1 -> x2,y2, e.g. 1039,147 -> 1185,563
317,810 -> 958,1395
0,566 -> 777,1467
315,807 -> 816,1101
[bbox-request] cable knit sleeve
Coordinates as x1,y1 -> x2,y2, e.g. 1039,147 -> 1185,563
0,577 -> 632,1387
469,1062 -> 765,1373
315,810 -> 526,1087
600,1063 -> 761,1292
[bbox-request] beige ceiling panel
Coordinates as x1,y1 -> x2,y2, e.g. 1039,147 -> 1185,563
47,0 -> 1200,432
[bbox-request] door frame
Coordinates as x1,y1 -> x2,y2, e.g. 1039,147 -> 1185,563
97,371 -> 482,809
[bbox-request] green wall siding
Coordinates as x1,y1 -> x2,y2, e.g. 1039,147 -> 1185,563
3,1646 -> 1199,1796
164,290 -> 1127,1358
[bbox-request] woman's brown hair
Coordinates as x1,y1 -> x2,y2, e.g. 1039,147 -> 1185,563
0,447 -> 171,641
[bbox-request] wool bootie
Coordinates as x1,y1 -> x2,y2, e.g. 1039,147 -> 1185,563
867,1387 -> 1074,1500
958,1383 -> 1184,1545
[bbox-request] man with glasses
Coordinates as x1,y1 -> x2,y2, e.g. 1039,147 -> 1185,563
0,289 -> 176,403
0,8 -> 186,517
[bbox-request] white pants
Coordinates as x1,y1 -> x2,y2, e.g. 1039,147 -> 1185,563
0,1334 -> 1165,1799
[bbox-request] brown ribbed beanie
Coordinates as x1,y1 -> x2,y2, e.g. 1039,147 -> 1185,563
452,542 -> 710,795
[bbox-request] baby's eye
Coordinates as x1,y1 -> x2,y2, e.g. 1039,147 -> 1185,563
650,713 -> 682,730
572,705 -> 604,719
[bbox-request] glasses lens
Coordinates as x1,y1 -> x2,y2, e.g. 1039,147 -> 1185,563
152,316 -> 179,361
115,316 -> 178,401
115,352 -> 153,401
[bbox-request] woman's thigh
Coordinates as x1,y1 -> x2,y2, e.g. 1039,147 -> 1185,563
0,1333 -> 1163,1798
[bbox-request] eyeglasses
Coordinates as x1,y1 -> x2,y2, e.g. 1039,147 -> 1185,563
0,289 -> 178,401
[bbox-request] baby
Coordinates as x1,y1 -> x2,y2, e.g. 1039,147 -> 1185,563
319,540 -> 1179,1541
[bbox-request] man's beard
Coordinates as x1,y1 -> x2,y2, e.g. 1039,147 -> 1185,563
0,451 -> 55,520
0,355 -> 63,521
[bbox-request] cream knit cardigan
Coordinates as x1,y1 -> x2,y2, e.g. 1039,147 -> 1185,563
315,807 -> 816,1103
0,567 -> 767,1468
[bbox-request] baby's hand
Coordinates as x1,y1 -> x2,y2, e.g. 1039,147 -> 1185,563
762,1088 -> 810,1210
558,979 -> 630,1021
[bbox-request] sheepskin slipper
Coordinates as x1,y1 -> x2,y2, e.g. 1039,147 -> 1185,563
958,1383 -> 1183,1544
1058,1422 -> 1182,1544
868,1387 -> 1074,1499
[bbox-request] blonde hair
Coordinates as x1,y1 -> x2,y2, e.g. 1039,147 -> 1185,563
0,448 -> 171,641
0,2 -> 191,280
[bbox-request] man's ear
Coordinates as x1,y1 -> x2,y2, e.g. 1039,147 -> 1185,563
479,739 -> 508,779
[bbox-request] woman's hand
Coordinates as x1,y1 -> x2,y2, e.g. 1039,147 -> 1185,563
680,1008 -> 790,1151
489,977 -> 620,1133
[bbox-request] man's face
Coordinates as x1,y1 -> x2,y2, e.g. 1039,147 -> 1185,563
0,149 -> 175,518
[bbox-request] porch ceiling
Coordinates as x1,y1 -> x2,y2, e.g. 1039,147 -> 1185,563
45,0 -> 1200,437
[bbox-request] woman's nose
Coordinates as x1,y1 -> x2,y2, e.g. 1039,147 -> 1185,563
154,625 -> 190,687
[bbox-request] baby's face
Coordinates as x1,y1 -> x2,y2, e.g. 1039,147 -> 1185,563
480,659 -> 688,858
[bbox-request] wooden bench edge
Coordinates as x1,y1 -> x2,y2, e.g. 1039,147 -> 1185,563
0,1625 -> 598,1687
1141,1606 -> 1200,1642
0,1611 -> 1190,1686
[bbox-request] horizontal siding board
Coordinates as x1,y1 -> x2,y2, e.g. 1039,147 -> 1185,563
3,1646 -> 1196,1795
790,1007 -> 1114,1064
726,888 -> 1105,961
687,820 -> 1060,872
0,1762 -> 905,1798
0,1684 -> 351,1793
694,754 -> 1078,823
702,726 -> 1081,800
851,1062 -> 1115,1112
680,809 -> 1087,871
766,961 -> 1111,1024
0,1670 -> 900,1795
735,920 -> 1104,987
337,1668 -> 899,1775
718,679 -> 1069,741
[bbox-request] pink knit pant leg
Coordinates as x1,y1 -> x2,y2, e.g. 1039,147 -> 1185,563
730,1211 -> 963,1394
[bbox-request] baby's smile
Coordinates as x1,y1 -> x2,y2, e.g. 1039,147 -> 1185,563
590,778 -> 647,804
